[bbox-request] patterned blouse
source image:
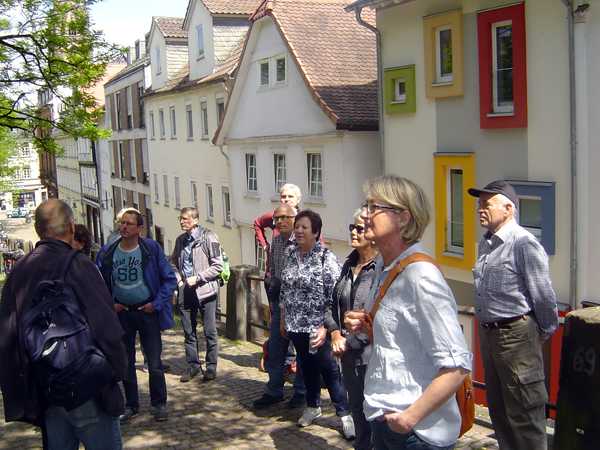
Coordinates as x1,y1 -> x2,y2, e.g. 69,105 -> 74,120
281,242 -> 341,333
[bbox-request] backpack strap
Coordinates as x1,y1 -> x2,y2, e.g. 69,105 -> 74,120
365,252 -> 439,341
59,249 -> 79,282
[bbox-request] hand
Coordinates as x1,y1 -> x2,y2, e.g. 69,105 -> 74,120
139,302 -> 155,313
331,330 -> 346,356
383,411 -> 417,434
114,303 -> 125,313
186,276 -> 198,287
344,309 -> 368,333
311,326 -> 327,349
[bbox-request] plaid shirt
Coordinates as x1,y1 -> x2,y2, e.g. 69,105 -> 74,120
268,233 -> 294,281
473,219 -> 558,337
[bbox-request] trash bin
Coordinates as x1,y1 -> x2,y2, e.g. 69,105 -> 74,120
554,306 -> 600,450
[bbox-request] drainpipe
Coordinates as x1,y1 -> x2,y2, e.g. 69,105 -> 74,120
352,6 -> 385,172
561,0 -> 578,308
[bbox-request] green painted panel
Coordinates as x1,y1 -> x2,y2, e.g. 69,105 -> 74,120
384,65 -> 416,114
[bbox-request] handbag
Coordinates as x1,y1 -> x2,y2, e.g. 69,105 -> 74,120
365,252 -> 475,437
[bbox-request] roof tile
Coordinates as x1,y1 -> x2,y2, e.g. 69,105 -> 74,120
201,0 -> 261,15
154,17 -> 187,39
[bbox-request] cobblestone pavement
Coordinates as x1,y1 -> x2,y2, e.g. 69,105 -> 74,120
0,326 -> 501,450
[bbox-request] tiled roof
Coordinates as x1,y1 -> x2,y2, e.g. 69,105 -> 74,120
200,0 -> 261,15
154,17 -> 187,39
251,0 -> 378,130
213,24 -> 249,64
105,56 -> 149,87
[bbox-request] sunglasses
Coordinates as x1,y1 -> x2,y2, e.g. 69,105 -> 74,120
273,215 -> 295,221
348,224 -> 365,234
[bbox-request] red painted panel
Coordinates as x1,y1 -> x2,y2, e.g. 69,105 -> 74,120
472,318 -> 488,405
477,3 -> 527,129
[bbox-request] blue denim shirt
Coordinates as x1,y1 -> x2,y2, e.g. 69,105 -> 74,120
363,243 -> 472,447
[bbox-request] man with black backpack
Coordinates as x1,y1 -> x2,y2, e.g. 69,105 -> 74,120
171,207 -> 223,383
0,199 -> 127,450
97,208 -> 176,423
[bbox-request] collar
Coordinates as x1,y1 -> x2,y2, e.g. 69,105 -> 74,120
382,242 -> 424,272
484,218 -> 517,244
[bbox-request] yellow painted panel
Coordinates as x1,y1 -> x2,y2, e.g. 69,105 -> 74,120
433,154 -> 476,270
423,9 -> 464,99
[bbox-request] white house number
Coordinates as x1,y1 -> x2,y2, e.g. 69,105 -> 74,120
573,347 -> 596,376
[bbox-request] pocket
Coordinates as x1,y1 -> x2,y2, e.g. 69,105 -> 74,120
68,399 -> 100,428
517,368 -> 548,409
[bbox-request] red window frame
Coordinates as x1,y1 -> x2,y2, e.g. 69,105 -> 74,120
477,3 -> 527,129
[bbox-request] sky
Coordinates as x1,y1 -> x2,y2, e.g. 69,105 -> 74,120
89,0 -> 191,48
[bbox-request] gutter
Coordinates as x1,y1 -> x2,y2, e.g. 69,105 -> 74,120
346,5 -> 385,172
561,0 -> 577,308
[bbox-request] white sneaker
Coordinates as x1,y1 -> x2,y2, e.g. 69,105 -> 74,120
341,415 -> 356,440
297,406 -> 322,427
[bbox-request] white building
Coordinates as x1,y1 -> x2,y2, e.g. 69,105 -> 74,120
0,139 -> 46,211
214,0 -> 381,264
143,1 -> 258,262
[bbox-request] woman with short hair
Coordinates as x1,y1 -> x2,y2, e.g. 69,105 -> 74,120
280,209 -> 355,439
345,175 -> 471,450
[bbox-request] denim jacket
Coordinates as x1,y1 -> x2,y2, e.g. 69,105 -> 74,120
97,237 -> 177,330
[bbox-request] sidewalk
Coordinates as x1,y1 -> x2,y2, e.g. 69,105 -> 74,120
0,326 -> 500,449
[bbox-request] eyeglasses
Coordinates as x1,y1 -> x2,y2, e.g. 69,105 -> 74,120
361,201 -> 403,214
348,224 -> 365,234
273,215 -> 295,221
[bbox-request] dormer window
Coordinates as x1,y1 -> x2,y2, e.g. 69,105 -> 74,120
196,24 -> 204,59
259,59 -> 269,87
275,56 -> 286,84
154,47 -> 161,75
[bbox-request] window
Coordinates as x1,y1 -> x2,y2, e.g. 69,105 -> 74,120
255,242 -> 266,272
492,21 -> 513,114
169,106 -> 176,138
159,108 -> 165,138
163,174 -> 169,206
196,24 -> 204,58
307,153 -> 323,198
149,111 -> 155,139
394,79 -> 406,103
435,26 -> 453,83
200,101 -> 209,138
216,98 -> 225,125
115,92 -> 122,130
185,104 -> 193,139
259,59 -> 269,87
129,147 -> 136,179
119,142 -> 126,178
477,3 -> 526,128
153,173 -> 159,203
174,176 -> 181,209
447,169 -> 463,253
191,181 -> 198,208
384,65 -> 416,114
206,184 -> 214,220
154,47 -> 161,74
275,56 -> 286,83
509,181 -> 556,255
433,153 -> 476,269
245,153 -> 257,192
273,153 -> 286,191
138,82 -> 145,128
222,186 -> 231,226
424,9 -> 463,98
126,86 -> 133,128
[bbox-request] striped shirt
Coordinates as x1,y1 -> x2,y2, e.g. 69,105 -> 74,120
473,219 -> 558,337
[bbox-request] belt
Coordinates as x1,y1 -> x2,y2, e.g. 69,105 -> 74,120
115,299 -> 152,312
480,313 -> 530,329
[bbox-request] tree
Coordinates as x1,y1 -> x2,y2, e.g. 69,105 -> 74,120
0,0 -> 122,154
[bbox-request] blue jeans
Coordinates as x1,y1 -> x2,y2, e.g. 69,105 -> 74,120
288,332 -> 350,416
265,301 -> 306,398
371,421 -> 455,450
45,399 -> 122,450
119,310 -> 167,408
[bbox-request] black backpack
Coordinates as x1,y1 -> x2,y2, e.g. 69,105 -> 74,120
19,250 -> 114,410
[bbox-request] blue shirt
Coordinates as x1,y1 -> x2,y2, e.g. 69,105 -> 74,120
473,219 -> 558,337
182,233 -> 195,278
112,244 -> 151,305
363,243 -> 472,447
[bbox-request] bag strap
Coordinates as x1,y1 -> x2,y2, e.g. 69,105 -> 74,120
59,249 -> 79,282
369,252 -> 439,320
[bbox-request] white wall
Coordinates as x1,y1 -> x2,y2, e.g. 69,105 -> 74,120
227,19 -> 336,140
149,32 -> 168,90
187,0 -> 215,81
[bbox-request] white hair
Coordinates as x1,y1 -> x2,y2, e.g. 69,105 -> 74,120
279,183 -> 302,203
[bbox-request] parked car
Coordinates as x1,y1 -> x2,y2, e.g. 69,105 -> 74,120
9,207 -> 31,221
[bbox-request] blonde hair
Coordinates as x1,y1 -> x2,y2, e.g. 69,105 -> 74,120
363,175 -> 430,244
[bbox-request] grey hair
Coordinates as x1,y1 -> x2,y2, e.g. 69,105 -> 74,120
352,208 -> 363,221
34,199 -> 74,239
279,183 -> 302,204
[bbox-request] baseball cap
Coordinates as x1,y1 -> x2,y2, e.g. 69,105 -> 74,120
468,180 -> 518,207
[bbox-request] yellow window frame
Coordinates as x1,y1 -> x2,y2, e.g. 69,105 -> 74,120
434,153 -> 475,270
